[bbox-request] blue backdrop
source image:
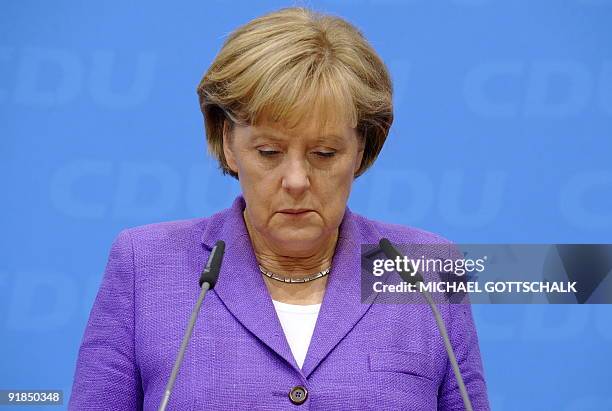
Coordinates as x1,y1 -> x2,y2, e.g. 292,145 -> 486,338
2,1 -> 611,409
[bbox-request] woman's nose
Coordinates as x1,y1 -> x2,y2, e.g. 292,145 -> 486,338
281,156 -> 311,194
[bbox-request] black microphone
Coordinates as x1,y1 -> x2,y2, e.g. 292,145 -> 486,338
378,238 -> 474,411
199,240 -> 225,288
158,240 -> 225,411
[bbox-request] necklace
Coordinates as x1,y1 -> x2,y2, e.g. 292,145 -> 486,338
258,264 -> 331,283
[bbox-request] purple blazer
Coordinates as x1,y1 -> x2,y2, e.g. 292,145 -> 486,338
69,194 -> 490,410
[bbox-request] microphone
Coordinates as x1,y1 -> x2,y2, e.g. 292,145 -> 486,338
158,240 -> 226,411
199,240 -> 225,288
378,238 -> 474,411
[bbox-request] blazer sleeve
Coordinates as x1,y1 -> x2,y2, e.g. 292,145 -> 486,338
437,301 -> 490,411
68,229 -> 143,410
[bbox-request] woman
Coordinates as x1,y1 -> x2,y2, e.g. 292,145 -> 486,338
69,7 -> 490,410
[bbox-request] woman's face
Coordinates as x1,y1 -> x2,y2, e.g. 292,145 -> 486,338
223,116 -> 364,256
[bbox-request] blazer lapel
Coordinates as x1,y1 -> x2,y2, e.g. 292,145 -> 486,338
201,196 -> 300,372
300,207 -> 379,378
201,195 -> 380,379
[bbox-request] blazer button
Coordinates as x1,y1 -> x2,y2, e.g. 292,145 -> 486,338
288,385 -> 308,405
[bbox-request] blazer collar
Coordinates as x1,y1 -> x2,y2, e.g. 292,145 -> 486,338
200,195 -> 378,379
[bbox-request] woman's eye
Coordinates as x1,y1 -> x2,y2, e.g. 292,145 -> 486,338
257,149 -> 280,157
314,151 -> 336,158
257,149 -> 335,158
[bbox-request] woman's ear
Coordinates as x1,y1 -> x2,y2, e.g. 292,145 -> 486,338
222,120 -> 239,174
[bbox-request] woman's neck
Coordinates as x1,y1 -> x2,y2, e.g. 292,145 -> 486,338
243,209 -> 338,276
242,208 -> 337,305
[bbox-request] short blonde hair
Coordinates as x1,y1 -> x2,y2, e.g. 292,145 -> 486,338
197,7 -> 393,179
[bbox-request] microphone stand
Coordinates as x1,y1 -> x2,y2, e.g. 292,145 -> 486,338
379,238 -> 474,411
158,240 -> 225,411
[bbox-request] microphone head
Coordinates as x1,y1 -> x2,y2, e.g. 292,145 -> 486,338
378,238 -> 397,258
378,238 -> 423,284
199,240 -> 225,288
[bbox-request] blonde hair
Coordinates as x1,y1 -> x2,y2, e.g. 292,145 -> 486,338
197,7 -> 393,179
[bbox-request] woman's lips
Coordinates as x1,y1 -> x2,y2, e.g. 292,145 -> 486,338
278,209 -> 313,215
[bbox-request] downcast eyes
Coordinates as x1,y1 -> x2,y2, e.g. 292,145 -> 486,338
257,150 -> 336,158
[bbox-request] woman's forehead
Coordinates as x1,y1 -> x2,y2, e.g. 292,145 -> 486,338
248,120 -> 355,142
248,92 -> 357,134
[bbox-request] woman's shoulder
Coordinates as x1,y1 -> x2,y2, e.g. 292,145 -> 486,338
118,216 -> 209,244
115,197 -> 244,250
113,207 -> 229,253
348,209 -> 454,246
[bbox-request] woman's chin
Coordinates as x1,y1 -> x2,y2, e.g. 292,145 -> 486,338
269,231 -> 327,255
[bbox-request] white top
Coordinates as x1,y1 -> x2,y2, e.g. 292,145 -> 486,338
272,299 -> 322,369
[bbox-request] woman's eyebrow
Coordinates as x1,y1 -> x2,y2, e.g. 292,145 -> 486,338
314,134 -> 344,144
251,132 -> 286,142
252,132 -> 345,145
